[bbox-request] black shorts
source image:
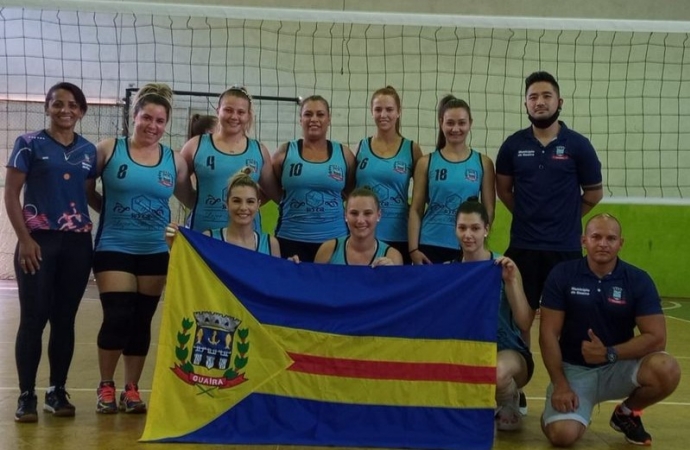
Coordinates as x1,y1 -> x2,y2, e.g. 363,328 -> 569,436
419,244 -> 460,264
384,240 -> 412,265
93,251 -> 170,276
277,237 -> 322,263
505,248 -> 582,310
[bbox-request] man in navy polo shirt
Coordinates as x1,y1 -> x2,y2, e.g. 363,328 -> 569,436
496,71 -> 603,322
539,214 -> 680,447
496,71 -> 604,414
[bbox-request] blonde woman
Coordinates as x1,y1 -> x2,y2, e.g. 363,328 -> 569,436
181,86 -> 279,232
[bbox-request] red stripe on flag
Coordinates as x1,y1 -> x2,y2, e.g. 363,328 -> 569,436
287,352 -> 495,384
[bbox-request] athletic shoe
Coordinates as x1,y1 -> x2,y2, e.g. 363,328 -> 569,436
495,403 -> 523,431
610,405 -> 652,446
44,386 -> 76,417
119,383 -> 147,414
15,391 -> 38,423
96,381 -> 118,414
518,390 -> 528,416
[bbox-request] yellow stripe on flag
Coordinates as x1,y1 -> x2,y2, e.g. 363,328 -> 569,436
258,371 -> 495,408
141,234 -> 293,442
266,325 -> 496,367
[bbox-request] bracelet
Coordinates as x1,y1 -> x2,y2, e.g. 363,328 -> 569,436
409,248 -> 419,254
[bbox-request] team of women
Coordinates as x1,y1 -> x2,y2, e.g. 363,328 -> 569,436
5,79 -> 558,438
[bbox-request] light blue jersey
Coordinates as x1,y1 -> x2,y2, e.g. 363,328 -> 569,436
276,139 -> 348,242
420,149 -> 483,250
491,252 -> 530,354
95,137 -> 176,254
451,252 -> 529,354
207,228 -> 273,255
190,134 -> 263,232
328,236 -> 390,265
355,137 -> 414,242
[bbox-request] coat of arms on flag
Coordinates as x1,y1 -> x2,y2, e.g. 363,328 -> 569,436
170,312 -> 248,391
141,228 -> 501,450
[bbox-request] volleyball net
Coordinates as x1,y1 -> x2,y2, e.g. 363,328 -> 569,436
1,4 -> 690,276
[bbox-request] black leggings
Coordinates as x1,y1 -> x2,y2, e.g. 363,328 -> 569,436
14,231 -> 93,392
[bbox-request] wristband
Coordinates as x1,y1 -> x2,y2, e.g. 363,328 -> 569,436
409,248 -> 419,254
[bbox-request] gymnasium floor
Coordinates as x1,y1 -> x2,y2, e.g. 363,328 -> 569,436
1,280 -> 687,450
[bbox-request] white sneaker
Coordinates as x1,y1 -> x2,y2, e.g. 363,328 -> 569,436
518,389 -> 528,416
495,404 -> 523,431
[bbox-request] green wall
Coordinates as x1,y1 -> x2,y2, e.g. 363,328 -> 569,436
262,202 -> 690,298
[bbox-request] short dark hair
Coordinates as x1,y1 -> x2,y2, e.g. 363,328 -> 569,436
45,82 -> 88,113
525,71 -> 560,97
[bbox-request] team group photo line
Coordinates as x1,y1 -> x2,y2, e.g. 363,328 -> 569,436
5,69 -> 681,447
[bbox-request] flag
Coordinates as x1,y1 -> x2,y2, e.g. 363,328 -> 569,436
141,228 -> 501,450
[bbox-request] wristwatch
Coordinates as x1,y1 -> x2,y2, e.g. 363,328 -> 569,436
606,346 -> 618,364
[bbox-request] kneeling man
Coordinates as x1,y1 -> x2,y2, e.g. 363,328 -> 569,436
539,213 -> 680,447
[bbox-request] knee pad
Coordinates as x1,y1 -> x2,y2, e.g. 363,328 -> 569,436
123,294 -> 160,356
97,292 -> 137,350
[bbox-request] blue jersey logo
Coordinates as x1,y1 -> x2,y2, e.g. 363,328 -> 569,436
328,165 -> 344,182
393,161 -> 408,174
245,158 -> 259,174
158,170 -> 174,187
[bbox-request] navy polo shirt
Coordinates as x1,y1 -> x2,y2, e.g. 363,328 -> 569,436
495,122 -> 602,251
542,257 -> 662,367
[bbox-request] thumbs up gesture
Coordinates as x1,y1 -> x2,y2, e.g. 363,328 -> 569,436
581,328 -> 607,364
